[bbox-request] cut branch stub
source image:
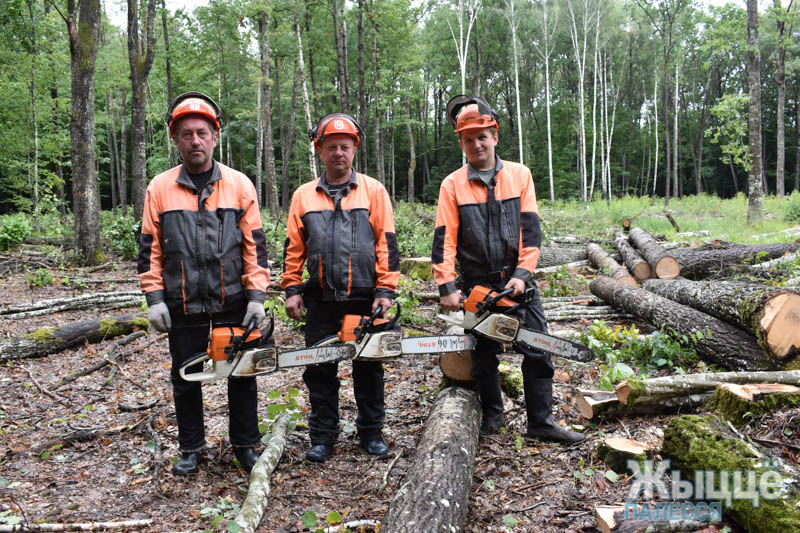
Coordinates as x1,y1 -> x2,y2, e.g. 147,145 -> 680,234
628,227 -> 680,279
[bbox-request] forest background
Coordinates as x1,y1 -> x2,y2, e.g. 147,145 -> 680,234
1,0 -> 799,263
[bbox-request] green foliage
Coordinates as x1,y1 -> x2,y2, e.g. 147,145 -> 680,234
706,93 -> 751,172
260,210 -> 287,260
579,321 -> 699,390
299,508 -> 345,532
537,266 -> 586,297
99,212 -> 140,260
198,497 -> 240,531
26,268 -> 54,287
395,276 -> 429,325
259,387 -> 302,444
0,213 -> 32,251
393,201 -> 435,257
784,192 -> 800,222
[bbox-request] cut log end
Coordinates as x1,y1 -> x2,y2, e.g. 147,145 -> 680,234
594,505 -> 620,533
630,262 -> 652,281
438,352 -> 474,382
760,292 -> 800,359
654,256 -> 681,279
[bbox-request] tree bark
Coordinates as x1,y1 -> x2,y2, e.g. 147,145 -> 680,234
775,0 -> 788,197
662,414 -> 800,533
747,0 -> 764,222
118,85 -> 128,216
576,388 -> 711,420
590,276 -> 777,370
670,241 -> 800,278
370,10 -> 384,184
614,369 -> 800,406
587,243 -> 636,286
614,233 -> 652,281
357,0 -> 367,172
258,10 -> 279,215
383,386 -> 480,533
331,0 -> 349,113
628,227 -> 680,279
127,0 -> 157,222
0,314 -> 149,362
706,382 -> 800,427
406,101 -> 416,203
538,246 -> 589,268
595,504 -> 719,533
642,278 -> 800,361
65,0 -> 103,264
294,16 -> 316,179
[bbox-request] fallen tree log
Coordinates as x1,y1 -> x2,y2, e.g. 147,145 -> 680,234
748,251 -> 800,274
0,314 -> 150,362
382,387 -> 481,533
538,245 -> 588,268
587,243 -> 636,286
705,383 -> 800,427
670,241 -> 800,278
614,233 -> 652,281
0,519 -> 153,532
590,276 -> 774,370
1,291 -> 145,319
614,370 -> 800,408
576,389 -> 711,420
662,414 -> 800,533
628,227 -> 680,279
234,414 -> 291,532
642,279 -> 800,362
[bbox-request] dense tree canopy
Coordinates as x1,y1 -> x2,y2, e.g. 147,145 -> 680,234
1,0 -> 799,219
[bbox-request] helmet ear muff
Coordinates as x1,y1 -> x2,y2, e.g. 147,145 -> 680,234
446,94 -> 498,129
167,91 -> 222,133
310,113 -> 364,150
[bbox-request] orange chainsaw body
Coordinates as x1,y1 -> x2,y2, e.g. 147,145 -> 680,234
464,285 -> 516,313
338,314 -> 389,342
208,326 -> 262,362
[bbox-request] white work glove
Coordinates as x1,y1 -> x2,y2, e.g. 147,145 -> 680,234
242,301 -> 266,327
147,302 -> 171,332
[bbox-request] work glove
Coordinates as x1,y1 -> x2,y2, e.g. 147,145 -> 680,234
147,301 -> 171,332
242,300 -> 266,327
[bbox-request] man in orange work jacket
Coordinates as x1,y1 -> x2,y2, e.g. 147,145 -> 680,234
433,95 -> 584,444
138,92 -> 271,475
282,113 -> 400,463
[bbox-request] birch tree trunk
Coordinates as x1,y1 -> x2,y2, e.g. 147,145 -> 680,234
29,1 -> 40,232
357,0 -> 367,172
332,0 -> 349,112
532,0 -> 557,201
370,10 -> 384,184
127,0 -> 157,222
652,72 -> 658,196
406,103 -> 416,203
504,0 -> 523,165
118,86 -> 128,216
160,0 -> 175,169
673,59 -> 679,200
295,16 -> 316,179
747,0 -> 764,223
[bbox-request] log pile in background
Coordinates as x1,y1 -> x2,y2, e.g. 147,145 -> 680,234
613,233 -> 652,281
586,243 -> 636,286
590,276 -> 777,370
627,227 -> 680,279
643,279 -> 800,363
670,241 -> 800,278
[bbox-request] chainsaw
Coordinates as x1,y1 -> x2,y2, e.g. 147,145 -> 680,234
436,285 -> 595,363
179,305 -> 477,382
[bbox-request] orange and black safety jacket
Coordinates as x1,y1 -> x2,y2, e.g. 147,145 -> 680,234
138,161 -> 270,316
432,158 -> 541,296
281,170 -> 400,302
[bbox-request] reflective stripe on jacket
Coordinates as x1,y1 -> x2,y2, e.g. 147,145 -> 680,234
432,159 -> 541,296
138,161 -> 270,315
281,170 -> 400,301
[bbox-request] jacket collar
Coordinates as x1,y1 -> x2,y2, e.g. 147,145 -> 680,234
466,156 -> 504,184
175,160 -> 221,191
316,169 -> 358,192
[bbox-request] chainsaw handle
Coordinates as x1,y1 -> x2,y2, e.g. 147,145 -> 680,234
179,352 -> 217,382
505,286 -> 537,315
477,287 -> 515,314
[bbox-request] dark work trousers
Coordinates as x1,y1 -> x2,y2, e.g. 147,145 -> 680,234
302,297 -> 385,446
468,282 -> 555,380
168,309 -> 260,452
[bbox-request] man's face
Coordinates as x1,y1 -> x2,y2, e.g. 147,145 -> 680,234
173,116 -> 217,173
458,127 -> 498,171
319,134 -> 356,179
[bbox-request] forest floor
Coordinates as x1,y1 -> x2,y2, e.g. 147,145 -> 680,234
0,252 -> 767,533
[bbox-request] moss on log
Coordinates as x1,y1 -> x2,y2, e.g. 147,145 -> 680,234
705,383 -> 800,427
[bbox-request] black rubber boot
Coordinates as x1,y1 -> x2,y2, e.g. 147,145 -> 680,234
305,444 -> 333,463
524,376 -> 585,444
477,373 -> 506,435
234,447 -> 259,473
173,451 -> 203,475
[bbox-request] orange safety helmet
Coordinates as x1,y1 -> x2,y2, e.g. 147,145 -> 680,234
308,113 -> 364,151
446,94 -> 498,134
167,91 -> 222,134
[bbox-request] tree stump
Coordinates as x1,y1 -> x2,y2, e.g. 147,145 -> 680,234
643,278 -> 800,362
628,227 -> 680,279
399,257 -> 433,281
382,387 -> 481,533
705,383 -> 800,427
596,437 -> 654,474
